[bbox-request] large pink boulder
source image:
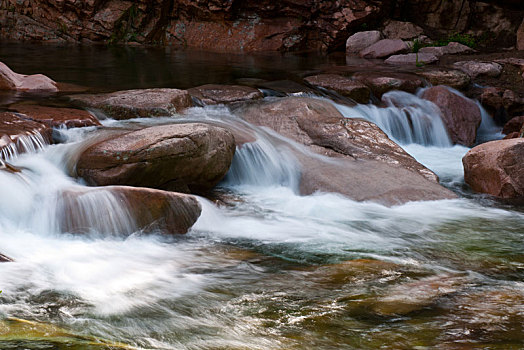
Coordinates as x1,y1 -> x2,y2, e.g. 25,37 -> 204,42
0,62 -> 58,92
360,39 -> 409,59
463,138 -> 524,199
346,31 -> 382,54
421,86 -> 482,146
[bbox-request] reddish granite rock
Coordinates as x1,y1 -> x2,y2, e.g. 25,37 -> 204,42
419,42 -> 474,57
58,186 -> 201,235
382,20 -> 424,40
0,112 -> 51,160
239,97 -> 456,205
346,31 -> 382,54
453,61 -> 503,79
421,86 -> 481,146
76,123 -> 235,193
503,131 -> 520,139
360,39 -> 409,59
187,84 -> 263,105
416,69 -> 470,90
463,138 -> 524,198
68,88 -> 193,119
384,53 -> 438,65
503,116 -> 524,135
0,62 -> 58,92
10,104 -> 101,128
304,74 -> 370,103
352,72 -> 424,97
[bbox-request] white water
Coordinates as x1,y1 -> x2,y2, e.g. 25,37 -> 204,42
0,93 -> 522,349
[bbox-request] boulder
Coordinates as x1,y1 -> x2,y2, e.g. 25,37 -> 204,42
480,87 -> 524,124
453,61 -> 503,79
382,20 -> 424,40
0,61 -> 58,92
0,112 -> 51,160
503,131 -> 520,139
303,74 -> 370,103
421,86 -> 482,146
58,186 -> 201,235
360,39 -> 409,59
68,88 -> 193,120
76,123 -> 235,193
9,104 -> 101,128
187,84 -> 263,105
518,19 -> 524,51
384,53 -> 439,65
419,42 -> 475,57
416,69 -> 470,90
0,253 -> 13,262
503,116 -> 524,135
352,72 -> 424,97
463,138 -> 524,198
346,31 -> 382,54
239,97 -> 456,205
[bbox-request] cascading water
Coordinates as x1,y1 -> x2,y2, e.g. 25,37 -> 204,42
334,91 -> 452,147
0,132 -> 48,163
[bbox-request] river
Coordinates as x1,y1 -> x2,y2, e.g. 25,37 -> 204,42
0,42 -> 523,349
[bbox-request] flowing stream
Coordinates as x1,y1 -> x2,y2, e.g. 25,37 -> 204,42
0,44 -> 523,349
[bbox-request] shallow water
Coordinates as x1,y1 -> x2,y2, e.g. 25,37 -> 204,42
1,43 -> 523,349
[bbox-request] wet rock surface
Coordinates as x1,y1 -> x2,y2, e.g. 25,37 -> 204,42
239,97 -> 456,205
421,86 -> 481,146
187,84 -> 263,105
9,104 -> 101,128
453,61 -> 503,79
384,53 -> 439,65
0,111 -> 51,159
352,71 -> 424,97
503,116 -> 524,135
0,252 -> 13,262
463,138 -> 524,199
416,69 -> 470,90
59,186 -> 201,235
0,62 -> 58,92
76,123 -> 236,193
303,74 -> 370,103
68,88 -> 193,120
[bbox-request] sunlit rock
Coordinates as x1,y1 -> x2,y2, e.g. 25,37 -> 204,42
9,104 -> 101,128
463,138 -> 524,199
76,123 -> 235,193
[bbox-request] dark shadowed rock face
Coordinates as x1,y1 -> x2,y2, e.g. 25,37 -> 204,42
76,123 -> 236,193
187,84 -> 263,105
68,89 -> 193,120
421,86 -> 481,146
58,186 -> 201,235
463,138 -> 524,199
304,74 -> 370,103
9,104 -> 101,128
503,116 -> 524,135
239,97 -> 456,205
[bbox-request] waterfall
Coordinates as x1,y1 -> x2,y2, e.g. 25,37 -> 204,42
223,137 -> 300,191
0,131 -> 48,162
333,91 -> 452,147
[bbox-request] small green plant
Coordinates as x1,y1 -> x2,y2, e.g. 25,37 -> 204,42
411,38 -> 424,53
435,32 -> 477,48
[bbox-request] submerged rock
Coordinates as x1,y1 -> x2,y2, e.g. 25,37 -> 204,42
372,274 -> 469,316
68,88 -> 193,119
187,84 -> 263,105
304,74 -> 370,103
346,31 -> 382,54
0,61 -> 58,92
352,71 -> 424,97
421,86 -> 481,146
239,97 -> 456,205
360,39 -> 409,59
463,138 -> 524,199
10,104 -> 101,128
76,123 -> 235,193
59,186 -> 201,235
